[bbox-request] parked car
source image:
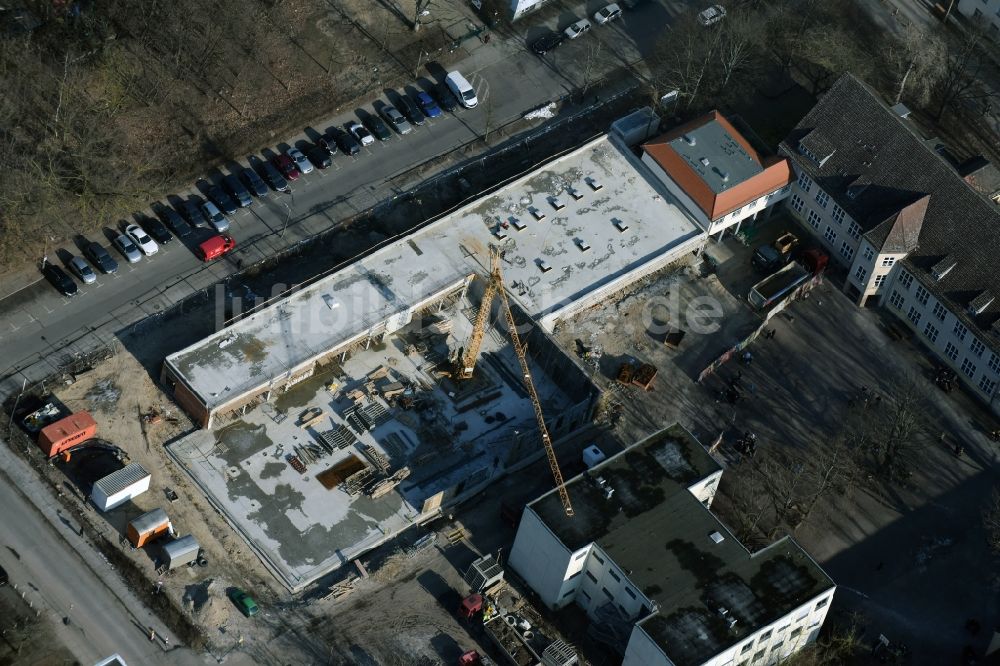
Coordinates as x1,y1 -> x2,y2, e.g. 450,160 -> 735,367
42,263 -> 78,296
697,4 -> 726,25
414,91 -> 441,118
433,83 -> 458,112
140,216 -> 173,244
113,234 -> 143,263
380,105 -> 413,135
593,3 -> 622,23
531,31 -> 564,55
83,241 -> 118,274
260,161 -> 290,192
205,182 -> 238,214
198,234 -> 236,261
397,95 -> 426,126
155,205 -> 193,238
181,198 -> 205,227
305,145 -> 333,169
126,224 -> 158,256
228,588 -> 259,617
224,174 -> 253,208
68,256 -> 97,284
0,564 -> 7,586
200,201 -> 230,233
347,121 -> 375,147
446,71 -> 478,108
272,153 -> 300,181
334,129 -> 361,156
361,115 -> 390,142
317,132 -> 340,155
240,167 -> 269,198
752,233 -> 800,272
564,19 -> 592,39
287,147 -> 314,175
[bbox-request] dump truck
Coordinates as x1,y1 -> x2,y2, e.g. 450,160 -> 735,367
748,249 -> 827,310
752,232 -> 800,272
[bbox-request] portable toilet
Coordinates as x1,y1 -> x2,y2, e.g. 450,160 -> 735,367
161,535 -> 199,570
127,508 -> 172,548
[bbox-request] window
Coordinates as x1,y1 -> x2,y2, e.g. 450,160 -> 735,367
990,353 -> 1000,374
593,552 -> 605,565
863,245 -> 874,261
618,603 -> 628,615
771,641 -> 784,652
915,285 -> 929,306
573,550 -> 588,560
840,241 -> 855,261
815,597 -> 829,611
907,306 -> 921,326
855,265 -> 868,283
753,649 -> 766,662
954,321 -> 968,342
807,209 -> 822,229
889,290 -> 904,310
790,627 -> 803,638
945,342 -> 959,362
790,194 -> 804,213
561,589 -> 575,599
609,570 -> 621,582
970,338 -> 985,358
832,204 -> 845,224
979,375 -> 997,395
874,274 -> 886,288
898,269 -> 913,290
567,570 -> 582,580
580,590 -> 592,602
731,206 -> 744,218
602,586 -> 613,599
759,629 -> 773,642
624,587 -> 637,599
586,571 -> 597,583
815,190 -> 829,209
923,322 -> 939,343
741,643 -> 754,654
823,225 -> 837,243
881,256 -> 895,267
961,358 -> 977,378
932,303 -> 947,321
848,221 -> 861,240
797,172 -> 813,192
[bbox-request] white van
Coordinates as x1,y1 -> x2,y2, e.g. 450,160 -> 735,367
446,71 -> 478,109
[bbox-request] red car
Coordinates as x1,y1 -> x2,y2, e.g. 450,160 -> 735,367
198,234 -> 236,261
272,154 -> 300,181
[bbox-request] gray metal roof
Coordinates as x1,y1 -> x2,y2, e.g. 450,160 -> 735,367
669,119 -> 762,194
94,463 -> 149,496
162,535 -> 199,561
128,508 -> 169,534
529,425 -> 834,666
781,73 -> 1000,344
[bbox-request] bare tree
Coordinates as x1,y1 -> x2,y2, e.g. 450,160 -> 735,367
847,378 -> 929,483
723,458 -> 774,543
790,436 -> 859,532
933,26 -> 995,120
887,24 -> 947,105
983,486 -> 1000,556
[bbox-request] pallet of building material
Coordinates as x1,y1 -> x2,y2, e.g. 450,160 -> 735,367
318,424 -> 356,450
360,444 -> 390,474
378,381 -> 406,400
316,455 -> 366,489
297,407 -> 326,429
381,432 -> 408,461
367,365 -> 390,381
368,467 -> 410,499
616,362 -> 635,385
362,402 -> 391,427
285,454 -> 307,474
631,363 -> 657,390
344,466 -> 374,495
321,578 -> 358,601
444,527 -> 466,545
346,389 -> 365,403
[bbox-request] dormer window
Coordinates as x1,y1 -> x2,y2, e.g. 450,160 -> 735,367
847,176 -> 871,200
931,255 -> 956,281
969,291 -> 995,315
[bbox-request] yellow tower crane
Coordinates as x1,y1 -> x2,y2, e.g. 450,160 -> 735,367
457,247 -> 573,516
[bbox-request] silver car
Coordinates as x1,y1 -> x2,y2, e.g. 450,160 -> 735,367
201,201 -> 230,233
68,256 -> 97,284
564,19 -> 592,39
287,147 -> 314,175
113,234 -> 142,263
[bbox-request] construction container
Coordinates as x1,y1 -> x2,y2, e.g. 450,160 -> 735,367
582,445 -> 606,469
127,508 -> 172,548
37,411 -> 97,458
464,554 -> 504,593
91,463 -> 151,512
161,535 -> 199,570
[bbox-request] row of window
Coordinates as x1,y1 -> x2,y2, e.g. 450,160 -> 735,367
735,597 -> 829,664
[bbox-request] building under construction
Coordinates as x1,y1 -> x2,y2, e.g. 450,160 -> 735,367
163,133 -> 707,591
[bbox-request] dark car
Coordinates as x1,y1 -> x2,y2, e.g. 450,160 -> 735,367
228,588 -> 259,617
260,160 -> 290,192
397,95 -> 426,126
434,83 -> 458,113
155,205 -> 193,238
42,263 -> 78,297
305,145 -> 333,169
240,167 -> 269,198
140,215 -> 172,244
83,241 -> 119,274
531,31 -> 564,55
317,132 -> 339,155
0,564 -> 7,586
181,198 -> 205,226
272,154 -> 300,181
414,91 -> 442,118
333,130 -> 361,156
205,182 -> 238,214
224,174 -> 253,208
364,115 -> 392,141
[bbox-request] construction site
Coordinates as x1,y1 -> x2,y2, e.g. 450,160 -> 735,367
162,133 -> 707,591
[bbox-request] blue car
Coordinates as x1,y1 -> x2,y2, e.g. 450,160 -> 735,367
414,91 -> 442,119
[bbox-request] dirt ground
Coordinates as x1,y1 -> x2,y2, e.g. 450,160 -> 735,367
0,586 -> 76,666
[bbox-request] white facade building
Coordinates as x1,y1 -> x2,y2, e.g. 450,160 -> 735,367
509,425 -> 835,666
957,0 -> 1000,39
779,74 -> 1000,411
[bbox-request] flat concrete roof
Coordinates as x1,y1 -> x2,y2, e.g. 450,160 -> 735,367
530,425 -> 834,666
164,135 -> 703,412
